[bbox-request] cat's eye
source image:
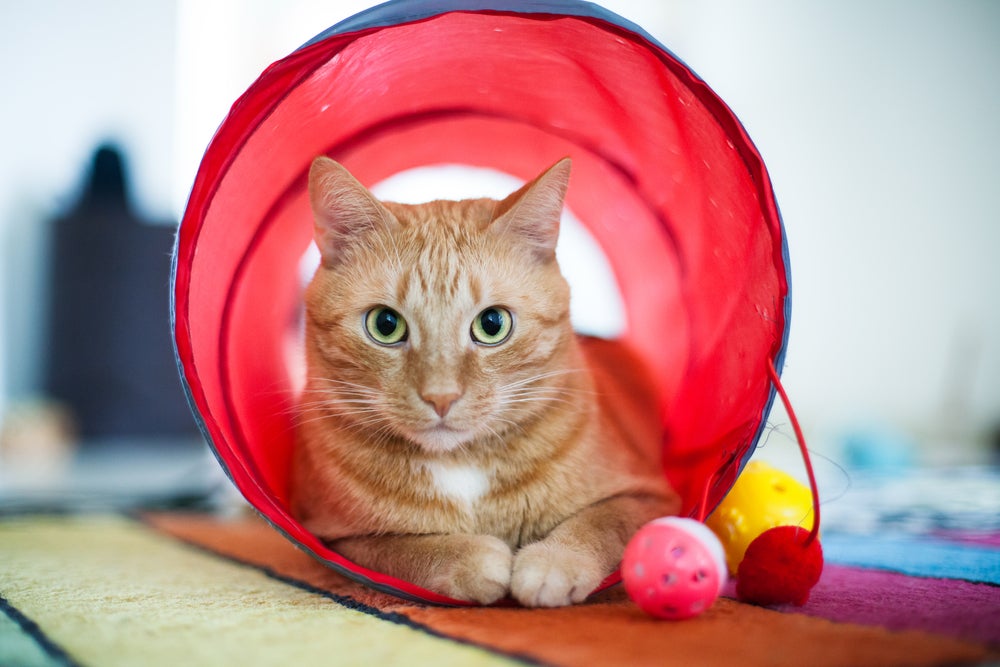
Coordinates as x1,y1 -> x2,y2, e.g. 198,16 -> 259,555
365,307 -> 408,345
471,307 -> 513,346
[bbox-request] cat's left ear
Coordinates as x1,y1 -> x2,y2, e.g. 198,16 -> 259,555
491,158 -> 571,260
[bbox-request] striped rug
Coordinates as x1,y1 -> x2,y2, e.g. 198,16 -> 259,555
1,512 -> 997,667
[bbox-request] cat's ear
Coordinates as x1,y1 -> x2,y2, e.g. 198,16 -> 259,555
491,158 -> 571,260
308,156 -> 396,267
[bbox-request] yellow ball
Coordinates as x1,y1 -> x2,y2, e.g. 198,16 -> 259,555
706,461 -> 816,575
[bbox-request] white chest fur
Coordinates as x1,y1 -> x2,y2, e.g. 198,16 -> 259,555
419,461 -> 490,508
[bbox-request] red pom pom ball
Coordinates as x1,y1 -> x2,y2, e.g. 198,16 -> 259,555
736,525 -> 823,606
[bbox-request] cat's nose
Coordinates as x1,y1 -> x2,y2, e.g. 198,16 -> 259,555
421,391 -> 462,418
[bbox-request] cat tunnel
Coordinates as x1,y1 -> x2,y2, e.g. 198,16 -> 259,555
172,0 -> 790,604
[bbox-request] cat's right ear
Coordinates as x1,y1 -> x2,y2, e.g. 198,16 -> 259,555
490,158 -> 571,261
308,156 -> 395,267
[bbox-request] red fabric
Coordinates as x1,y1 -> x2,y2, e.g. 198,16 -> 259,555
173,7 -> 788,604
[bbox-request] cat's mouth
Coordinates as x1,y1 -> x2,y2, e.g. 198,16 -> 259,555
408,423 -> 477,454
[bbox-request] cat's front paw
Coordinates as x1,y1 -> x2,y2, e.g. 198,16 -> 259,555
511,541 -> 606,607
428,535 -> 513,605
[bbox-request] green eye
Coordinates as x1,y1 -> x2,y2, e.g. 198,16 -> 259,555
471,307 -> 513,345
365,307 -> 408,345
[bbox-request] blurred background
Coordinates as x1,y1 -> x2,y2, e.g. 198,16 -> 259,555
1,0 -> 998,512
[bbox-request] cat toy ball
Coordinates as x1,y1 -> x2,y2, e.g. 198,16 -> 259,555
172,0 -> 794,604
622,517 -> 728,620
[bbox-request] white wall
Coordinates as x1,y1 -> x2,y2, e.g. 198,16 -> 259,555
0,2 -> 176,219
2,1 -> 998,462
0,0 -> 176,418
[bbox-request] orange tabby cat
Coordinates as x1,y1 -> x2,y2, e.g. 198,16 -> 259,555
291,156 -> 679,606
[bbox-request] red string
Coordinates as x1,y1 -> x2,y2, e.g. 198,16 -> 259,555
695,468 -> 714,524
766,360 -> 821,546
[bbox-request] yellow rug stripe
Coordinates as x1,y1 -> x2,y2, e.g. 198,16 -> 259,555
0,516 -> 519,667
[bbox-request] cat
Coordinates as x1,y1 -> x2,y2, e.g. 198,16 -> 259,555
290,156 -> 679,607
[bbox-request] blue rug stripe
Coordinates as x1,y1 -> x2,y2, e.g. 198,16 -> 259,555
823,533 -> 1000,585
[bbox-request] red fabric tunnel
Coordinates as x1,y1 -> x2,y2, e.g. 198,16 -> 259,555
172,0 -> 790,604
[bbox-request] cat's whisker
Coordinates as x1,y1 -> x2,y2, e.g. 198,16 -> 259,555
345,418 -> 394,433
293,402 -> 385,426
480,423 -> 510,444
297,395 -> 382,405
500,388 -> 576,398
503,385 -> 597,400
501,397 -> 577,408
499,394 -> 591,406
335,411 -> 386,423
296,401 -> 382,417
337,408 -> 385,419
483,416 -> 526,441
332,415 -> 393,437
301,398 -> 383,411
279,403 -> 313,417
303,386 -> 376,397
300,384 -> 383,400
496,368 -> 585,392
500,392 -> 583,406
294,402 -> 382,418
304,381 -> 382,398
501,384 -> 591,396
360,421 -> 403,448
499,387 -> 591,402
318,398 -> 383,407
291,413 -> 341,428
304,376 -> 380,388
491,415 -> 522,429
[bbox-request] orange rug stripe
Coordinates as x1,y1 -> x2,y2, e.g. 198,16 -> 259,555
146,513 -> 996,667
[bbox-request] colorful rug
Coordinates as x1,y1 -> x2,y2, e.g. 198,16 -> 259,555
1,502 -> 998,666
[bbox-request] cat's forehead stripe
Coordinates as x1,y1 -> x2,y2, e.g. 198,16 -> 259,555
394,230 -> 482,305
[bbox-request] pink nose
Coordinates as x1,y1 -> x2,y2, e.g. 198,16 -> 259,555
422,392 -> 461,418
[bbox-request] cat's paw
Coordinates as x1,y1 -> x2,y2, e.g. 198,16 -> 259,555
510,541 -> 606,607
428,535 -> 513,605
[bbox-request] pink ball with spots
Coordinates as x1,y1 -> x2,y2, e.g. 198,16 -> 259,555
622,517 -> 728,620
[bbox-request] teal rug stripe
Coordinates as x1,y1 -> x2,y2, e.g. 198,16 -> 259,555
0,595 -> 79,667
823,533 -> 1000,584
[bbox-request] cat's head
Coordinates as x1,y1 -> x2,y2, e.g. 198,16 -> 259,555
303,157 -> 578,454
